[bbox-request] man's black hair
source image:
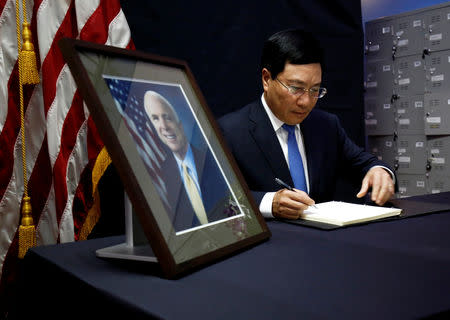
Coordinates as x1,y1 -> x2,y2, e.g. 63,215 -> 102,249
261,29 -> 324,79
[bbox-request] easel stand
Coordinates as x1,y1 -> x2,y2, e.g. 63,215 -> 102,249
95,192 -> 157,262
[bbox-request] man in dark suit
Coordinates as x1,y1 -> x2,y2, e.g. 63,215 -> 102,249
218,29 -> 395,220
144,91 -> 232,232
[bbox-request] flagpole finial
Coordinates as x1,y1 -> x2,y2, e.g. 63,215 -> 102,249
20,22 -> 40,85
18,196 -> 36,258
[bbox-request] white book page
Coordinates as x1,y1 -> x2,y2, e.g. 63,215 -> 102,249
301,201 -> 402,226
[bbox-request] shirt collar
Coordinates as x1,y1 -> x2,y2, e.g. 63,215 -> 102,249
261,93 -> 300,132
175,144 -> 195,172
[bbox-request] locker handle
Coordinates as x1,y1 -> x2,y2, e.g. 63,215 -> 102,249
391,94 -> 399,103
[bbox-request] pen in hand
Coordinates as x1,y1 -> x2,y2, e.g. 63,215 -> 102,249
274,178 -> 318,209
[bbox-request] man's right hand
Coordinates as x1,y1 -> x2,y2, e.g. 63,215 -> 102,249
272,189 -> 316,219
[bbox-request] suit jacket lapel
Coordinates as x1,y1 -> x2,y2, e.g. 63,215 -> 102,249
248,101 -> 292,186
162,152 -> 196,231
191,145 -> 206,182
191,145 -> 209,209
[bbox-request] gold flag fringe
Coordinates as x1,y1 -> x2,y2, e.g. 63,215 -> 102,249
79,147 -> 112,240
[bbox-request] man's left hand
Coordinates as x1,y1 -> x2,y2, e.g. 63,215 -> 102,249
356,167 -> 394,206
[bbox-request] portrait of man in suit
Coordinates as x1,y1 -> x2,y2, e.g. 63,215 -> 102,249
219,29 -> 396,220
144,90 -> 236,232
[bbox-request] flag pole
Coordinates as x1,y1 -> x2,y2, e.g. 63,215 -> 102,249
16,0 -> 40,258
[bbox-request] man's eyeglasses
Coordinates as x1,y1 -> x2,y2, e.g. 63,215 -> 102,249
276,78 -> 327,99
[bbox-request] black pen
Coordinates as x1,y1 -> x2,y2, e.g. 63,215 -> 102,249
274,178 -> 318,209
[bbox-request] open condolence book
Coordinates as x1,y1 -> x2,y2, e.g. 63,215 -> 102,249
301,201 -> 402,226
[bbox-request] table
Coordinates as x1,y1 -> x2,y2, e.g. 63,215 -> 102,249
12,197 -> 450,319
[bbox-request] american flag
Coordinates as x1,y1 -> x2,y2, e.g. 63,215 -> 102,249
104,78 -> 168,206
0,0 -> 133,307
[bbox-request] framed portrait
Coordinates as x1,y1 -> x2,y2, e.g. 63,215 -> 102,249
59,38 -> 271,278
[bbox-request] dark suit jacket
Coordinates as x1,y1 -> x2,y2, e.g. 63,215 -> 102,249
218,100 -> 392,205
161,144 -> 232,232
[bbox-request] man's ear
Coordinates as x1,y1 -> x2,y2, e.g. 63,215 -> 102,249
262,68 -> 272,91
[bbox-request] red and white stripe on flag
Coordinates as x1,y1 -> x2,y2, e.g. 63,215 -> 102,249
0,0 -> 133,291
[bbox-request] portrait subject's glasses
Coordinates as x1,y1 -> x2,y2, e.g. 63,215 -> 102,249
276,78 -> 327,99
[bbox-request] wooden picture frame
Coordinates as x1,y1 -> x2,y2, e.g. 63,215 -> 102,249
58,38 -> 271,279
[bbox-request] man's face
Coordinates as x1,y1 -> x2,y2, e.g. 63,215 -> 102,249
146,97 -> 187,157
263,62 -> 322,125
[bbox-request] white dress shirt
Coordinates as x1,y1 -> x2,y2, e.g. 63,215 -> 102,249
259,94 -> 310,218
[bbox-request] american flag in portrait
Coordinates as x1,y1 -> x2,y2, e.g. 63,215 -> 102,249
104,78 -> 169,207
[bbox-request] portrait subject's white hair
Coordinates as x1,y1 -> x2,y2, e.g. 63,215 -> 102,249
144,90 -> 180,123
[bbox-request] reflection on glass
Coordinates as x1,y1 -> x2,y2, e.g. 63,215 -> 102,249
103,76 -> 244,234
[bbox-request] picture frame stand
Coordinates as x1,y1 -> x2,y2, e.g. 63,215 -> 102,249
96,192 -> 157,262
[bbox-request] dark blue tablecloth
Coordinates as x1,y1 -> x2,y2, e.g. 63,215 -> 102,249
13,207 -> 450,319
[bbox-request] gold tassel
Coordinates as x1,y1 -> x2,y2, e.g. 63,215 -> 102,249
18,196 -> 36,258
19,22 -> 40,85
16,0 -> 37,258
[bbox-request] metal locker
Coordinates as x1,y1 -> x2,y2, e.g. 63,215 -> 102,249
365,19 -> 394,61
365,2 -> 450,197
365,97 -> 396,135
394,55 -> 426,96
424,8 -> 450,52
428,172 -> 450,193
395,134 -> 427,174
396,173 -> 428,197
424,92 -> 450,134
394,95 -> 425,134
425,49 -> 450,93
365,60 -> 395,97
367,135 -> 397,169
427,135 -> 450,176
392,13 -> 426,58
